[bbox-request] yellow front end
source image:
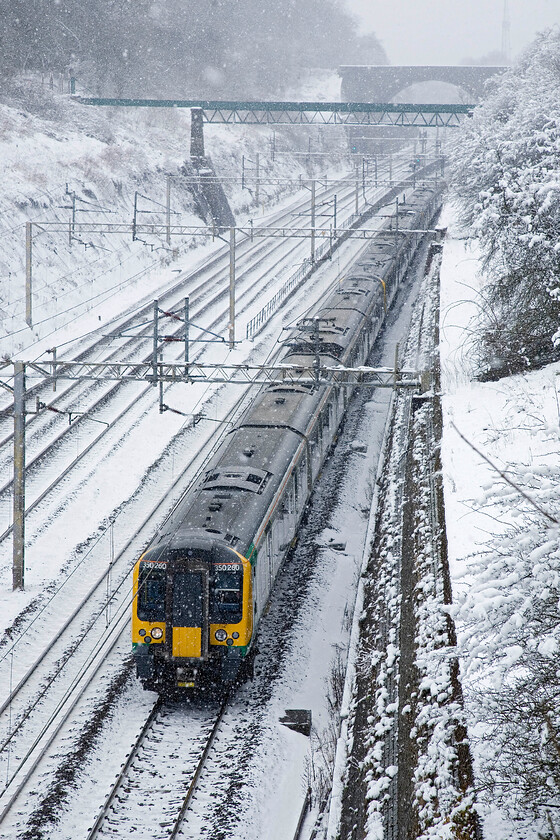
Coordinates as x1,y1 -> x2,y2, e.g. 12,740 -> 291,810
132,549 -> 254,688
172,626 -> 202,658
131,557 -> 166,649
208,552 -> 253,652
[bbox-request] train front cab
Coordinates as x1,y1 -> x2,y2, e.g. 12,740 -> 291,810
132,542 -> 253,692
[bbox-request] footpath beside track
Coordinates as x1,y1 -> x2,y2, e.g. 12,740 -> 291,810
336,242 -> 481,840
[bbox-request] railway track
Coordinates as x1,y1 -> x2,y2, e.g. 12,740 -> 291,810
0,353 -> 271,826
0,159 -> 417,552
0,182 -> 347,489
0,182 -> 382,825
86,697 -> 226,839
0,153 -> 440,837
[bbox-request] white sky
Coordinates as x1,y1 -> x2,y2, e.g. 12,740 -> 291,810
345,0 -> 559,65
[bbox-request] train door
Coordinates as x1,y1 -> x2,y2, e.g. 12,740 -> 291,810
266,525 -> 274,588
166,560 -> 209,660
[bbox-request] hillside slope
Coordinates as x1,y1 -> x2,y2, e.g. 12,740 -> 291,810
0,71 -> 343,358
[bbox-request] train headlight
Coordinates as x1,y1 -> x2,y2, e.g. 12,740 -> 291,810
151,627 -> 163,640
232,632 -> 240,639
215,629 -> 227,642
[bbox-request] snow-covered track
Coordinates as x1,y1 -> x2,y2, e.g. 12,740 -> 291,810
0,154 -> 414,423
0,208 -> 337,539
86,696 -> 227,840
0,616 -> 131,830
0,372 -> 262,828
0,157 -> 418,550
0,171 -> 351,431
0,229 -> 316,545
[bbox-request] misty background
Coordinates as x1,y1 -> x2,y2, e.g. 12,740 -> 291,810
348,0 -> 559,66
2,1 -> 557,99
0,0 -> 387,98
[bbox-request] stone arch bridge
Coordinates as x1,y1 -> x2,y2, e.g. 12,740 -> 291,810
339,64 -> 506,103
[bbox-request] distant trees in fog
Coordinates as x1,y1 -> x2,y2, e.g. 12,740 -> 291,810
450,28 -> 560,379
0,0 -> 387,96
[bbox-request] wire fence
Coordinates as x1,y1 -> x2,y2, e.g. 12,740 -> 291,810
245,210 -> 359,341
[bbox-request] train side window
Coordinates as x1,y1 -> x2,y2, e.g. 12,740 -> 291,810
266,526 -> 274,582
289,480 -> 295,514
298,457 -> 308,492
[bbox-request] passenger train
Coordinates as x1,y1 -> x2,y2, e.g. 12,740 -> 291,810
132,185 -> 442,692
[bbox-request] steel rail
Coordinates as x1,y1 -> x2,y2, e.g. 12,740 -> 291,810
85,693 -> 229,840
0,615 -> 132,825
85,697 -> 163,839
168,696 -> 231,839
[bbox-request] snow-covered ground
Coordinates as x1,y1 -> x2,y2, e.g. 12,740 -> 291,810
1,67 -> 554,837
0,70 -> 345,359
440,202 -> 560,838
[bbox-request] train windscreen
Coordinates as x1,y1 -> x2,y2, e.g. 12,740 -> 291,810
210,565 -> 243,624
137,564 -> 166,622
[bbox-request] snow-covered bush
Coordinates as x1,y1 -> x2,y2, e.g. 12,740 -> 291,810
454,509 -> 560,829
449,29 -> 560,379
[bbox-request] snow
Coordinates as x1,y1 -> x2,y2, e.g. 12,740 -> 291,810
0,70 -> 345,360
1,64 -> 556,838
439,201 -> 560,836
0,70 -> 402,839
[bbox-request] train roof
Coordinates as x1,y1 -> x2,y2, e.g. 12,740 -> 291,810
157,384 -> 324,555
147,183 -> 441,561
161,424 -> 305,555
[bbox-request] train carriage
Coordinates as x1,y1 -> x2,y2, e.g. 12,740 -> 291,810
132,186 -> 442,693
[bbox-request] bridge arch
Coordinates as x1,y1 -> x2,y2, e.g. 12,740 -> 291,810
339,65 -> 506,104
